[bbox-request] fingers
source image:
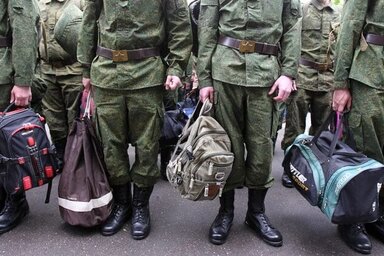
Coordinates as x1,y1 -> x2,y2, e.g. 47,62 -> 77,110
268,83 -> 278,96
164,76 -> 172,90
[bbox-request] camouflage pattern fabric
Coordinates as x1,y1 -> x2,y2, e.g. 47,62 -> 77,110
0,0 -> 39,87
197,0 -> 302,89
281,89 -> 332,150
334,0 -> 384,90
333,0 -> 384,160
38,0 -> 83,142
281,0 -> 339,150
77,0 -> 192,186
41,73 -> 82,141
93,86 -> 164,187
77,0 -> 192,88
197,0 -> 301,190
297,0 -> 339,92
213,82 -> 276,190
333,0 -> 384,202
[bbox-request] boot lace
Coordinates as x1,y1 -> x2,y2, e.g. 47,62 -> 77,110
351,224 -> 367,235
133,207 -> 146,223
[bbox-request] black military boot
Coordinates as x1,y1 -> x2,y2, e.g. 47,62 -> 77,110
366,216 -> 384,243
245,189 -> 283,247
209,190 -> 235,245
54,138 -> 67,173
0,191 -> 29,234
0,186 -> 5,212
101,183 -> 132,236
338,224 -> 371,254
281,173 -> 294,188
131,184 -> 153,240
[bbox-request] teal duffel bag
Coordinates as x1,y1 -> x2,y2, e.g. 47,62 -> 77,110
283,112 -> 384,224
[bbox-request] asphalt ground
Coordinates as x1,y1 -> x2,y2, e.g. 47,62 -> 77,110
1,128 -> 384,256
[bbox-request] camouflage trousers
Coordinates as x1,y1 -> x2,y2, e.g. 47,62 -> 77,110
93,86 -> 164,187
213,81 -> 278,191
281,88 -> 332,151
41,73 -> 82,142
349,81 -> 384,203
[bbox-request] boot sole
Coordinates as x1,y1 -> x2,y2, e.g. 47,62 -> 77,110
245,220 -> 283,247
208,223 -> 232,245
0,207 -> 29,234
209,237 -> 227,245
131,228 -> 150,240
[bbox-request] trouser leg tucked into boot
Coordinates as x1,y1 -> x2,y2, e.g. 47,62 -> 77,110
54,138 -> 67,173
131,184 -> 153,240
209,190 -> 235,245
245,188 -> 282,247
101,183 -> 132,236
0,190 -> 29,234
0,186 -> 5,212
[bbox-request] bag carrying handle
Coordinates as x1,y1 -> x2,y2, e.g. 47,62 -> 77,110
311,111 -> 359,157
82,91 -> 92,119
169,99 -> 213,161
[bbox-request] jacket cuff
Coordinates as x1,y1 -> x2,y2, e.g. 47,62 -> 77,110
166,67 -> 183,78
14,77 -> 33,87
281,68 -> 298,80
333,80 -> 349,90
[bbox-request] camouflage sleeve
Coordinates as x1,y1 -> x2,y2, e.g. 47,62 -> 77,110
196,0 -> 219,88
8,0 -> 39,87
333,0 -> 368,89
280,0 -> 302,79
164,0 -> 193,78
77,0 -> 102,78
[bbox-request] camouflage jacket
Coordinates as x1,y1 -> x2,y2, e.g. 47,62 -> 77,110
38,0 -> 83,76
77,0 -> 192,90
334,0 -> 384,90
297,0 -> 339,92
197,0 -> 302,88
0,0 -> 39,86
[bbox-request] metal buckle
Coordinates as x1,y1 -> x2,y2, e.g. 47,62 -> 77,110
239,40 -> 255,53
112,50 -> 129,62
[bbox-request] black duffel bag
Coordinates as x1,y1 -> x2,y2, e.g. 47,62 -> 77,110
283,111 -> 384,224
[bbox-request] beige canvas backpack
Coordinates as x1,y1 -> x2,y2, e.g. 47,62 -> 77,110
166,100 -> 234,201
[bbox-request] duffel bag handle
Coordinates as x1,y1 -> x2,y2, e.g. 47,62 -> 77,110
312,111 -> 358,157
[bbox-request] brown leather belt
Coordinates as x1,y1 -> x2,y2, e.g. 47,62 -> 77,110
96,46 -> 160,62
366,33 -> 384,46
299,58 -> 333,72
0,36 -> 12,48
218,35 -> 279,56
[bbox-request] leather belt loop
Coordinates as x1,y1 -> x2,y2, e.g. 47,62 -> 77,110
299,58 -> 333,72
366,33 -> 384,46
0,36 -> 12,48
96,46 -> 160,63
218,35 -> 279,56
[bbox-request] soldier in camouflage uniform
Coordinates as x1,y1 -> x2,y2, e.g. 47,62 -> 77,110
281,0 -> 340,188
0,0 -> 39,234
197,0 -> 301,246
333,0 -> 384,254
38,0 -> 84,168
78,0 -> 192,239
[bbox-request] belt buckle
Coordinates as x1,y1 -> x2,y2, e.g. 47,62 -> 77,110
239,40 -> 255,53
112,50 -> 129,62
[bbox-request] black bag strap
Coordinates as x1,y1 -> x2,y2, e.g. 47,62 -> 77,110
311,111 -> 364,158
